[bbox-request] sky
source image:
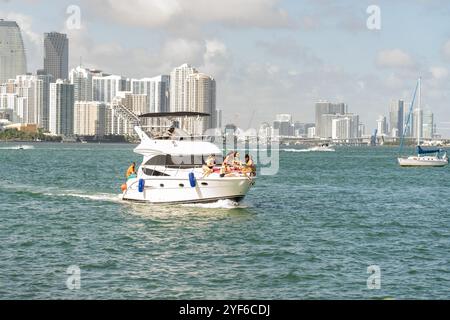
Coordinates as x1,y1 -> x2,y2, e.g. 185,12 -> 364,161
1,0 -> 450,136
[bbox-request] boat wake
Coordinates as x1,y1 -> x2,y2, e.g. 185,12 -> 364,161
182,199 -> 247,209
0,145 -> 35,150
283,148 -> 335,153
49,192 -> 123,203
283,148 -> 311,153
0,180 -> 123,204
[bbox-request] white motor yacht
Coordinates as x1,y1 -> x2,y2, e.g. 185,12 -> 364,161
121,112 -> 256,204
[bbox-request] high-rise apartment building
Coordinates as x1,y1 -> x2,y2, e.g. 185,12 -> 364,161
389,99 -> 404,138
44,32 -> 69,80
185,72 -> 216,134
422,110 -> 434,139
92,74 -> 130,103
131,75 -> 170,113
0,20 -> 27,83
331,114 -> 359,140
37,70 -> 54,131
74,101 -> 106,137
376,115 -> 388,136
49,80 -> 74,135
273,114 -> 294,136
170,63 -> 197,112
315,101 -> 347,138
69,66 -> 93,102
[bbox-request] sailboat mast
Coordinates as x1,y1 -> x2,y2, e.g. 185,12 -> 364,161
418,77 -> 421,146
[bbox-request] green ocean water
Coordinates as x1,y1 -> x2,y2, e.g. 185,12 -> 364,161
0,142 -> 449,299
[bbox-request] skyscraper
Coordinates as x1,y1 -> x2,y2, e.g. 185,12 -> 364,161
170,63 -> 197,112
131,75 -> 170,113
422,110 -> 434,139
69,66 -> 93,102
92,74 -> 130,103
315,101 -> 347,138
0,20 -> 27,83
273,114 -> 294,137
185,72 -> 216,134
49,80 -> 74,135
331,114 -> 359,140
376,115 -> 388,135
389,99 -> 404,138
411,108 -> 423,140
44,32 -> 69,80
74,101 -> 106,137
216,109 -> 223,129
15,75 -> 44,126
37,69 -> 54,131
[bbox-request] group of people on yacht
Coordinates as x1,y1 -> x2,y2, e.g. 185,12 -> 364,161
202,151 -> 256,178
124,151 -> 256,181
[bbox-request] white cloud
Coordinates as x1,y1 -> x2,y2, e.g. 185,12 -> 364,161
376,49 -> 415,69
255,38 -> 323,69
201,39 -> 232,79
430,66 -> 448,80
80,0 -> 292,31
385,73 -> 405,89
65,26 -> 231,80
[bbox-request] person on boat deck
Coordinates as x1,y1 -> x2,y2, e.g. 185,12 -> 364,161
241,154 -> 256,176
126,162 -> 137,178
220,151 -> 240,177
225,151 -> 240,166
162,126 -> 175,139
202,154 -> 216,177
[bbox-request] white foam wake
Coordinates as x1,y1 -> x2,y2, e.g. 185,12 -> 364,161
44,192 -> 123,203
182,199 -> 246,209
283,148 -> 335,152
0,145 -> 35,150
283,148 -> 310,152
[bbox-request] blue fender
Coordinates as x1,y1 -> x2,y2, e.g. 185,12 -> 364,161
189,172 -> 196,187
138,179 -> 145,192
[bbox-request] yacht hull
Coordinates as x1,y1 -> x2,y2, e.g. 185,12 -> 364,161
122,176 -> 255,204
398,156 -> 448,167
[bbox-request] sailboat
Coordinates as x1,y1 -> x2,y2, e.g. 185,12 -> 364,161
397,78 -> 448,167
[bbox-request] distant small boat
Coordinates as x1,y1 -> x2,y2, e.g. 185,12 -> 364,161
15,145 -> 34,150
307,144 -> 335,152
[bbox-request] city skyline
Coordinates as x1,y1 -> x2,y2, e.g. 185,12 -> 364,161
1,1 -> 449,136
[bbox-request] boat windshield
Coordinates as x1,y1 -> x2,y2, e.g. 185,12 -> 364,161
144,154 -> 224,169
143,127 -> 216,142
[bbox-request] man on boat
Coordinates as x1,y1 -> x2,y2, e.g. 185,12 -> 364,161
126,162 -> 137,179
241,154 -> 256,177
162,126 -> 175,139
202,154 -> 216,177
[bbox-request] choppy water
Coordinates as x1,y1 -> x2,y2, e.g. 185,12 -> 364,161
0,142 -> 449,299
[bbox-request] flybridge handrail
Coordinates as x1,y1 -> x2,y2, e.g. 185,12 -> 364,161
139,112 -> 210,118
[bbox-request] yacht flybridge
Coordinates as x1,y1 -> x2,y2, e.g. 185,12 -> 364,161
121,112 -> 256,204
